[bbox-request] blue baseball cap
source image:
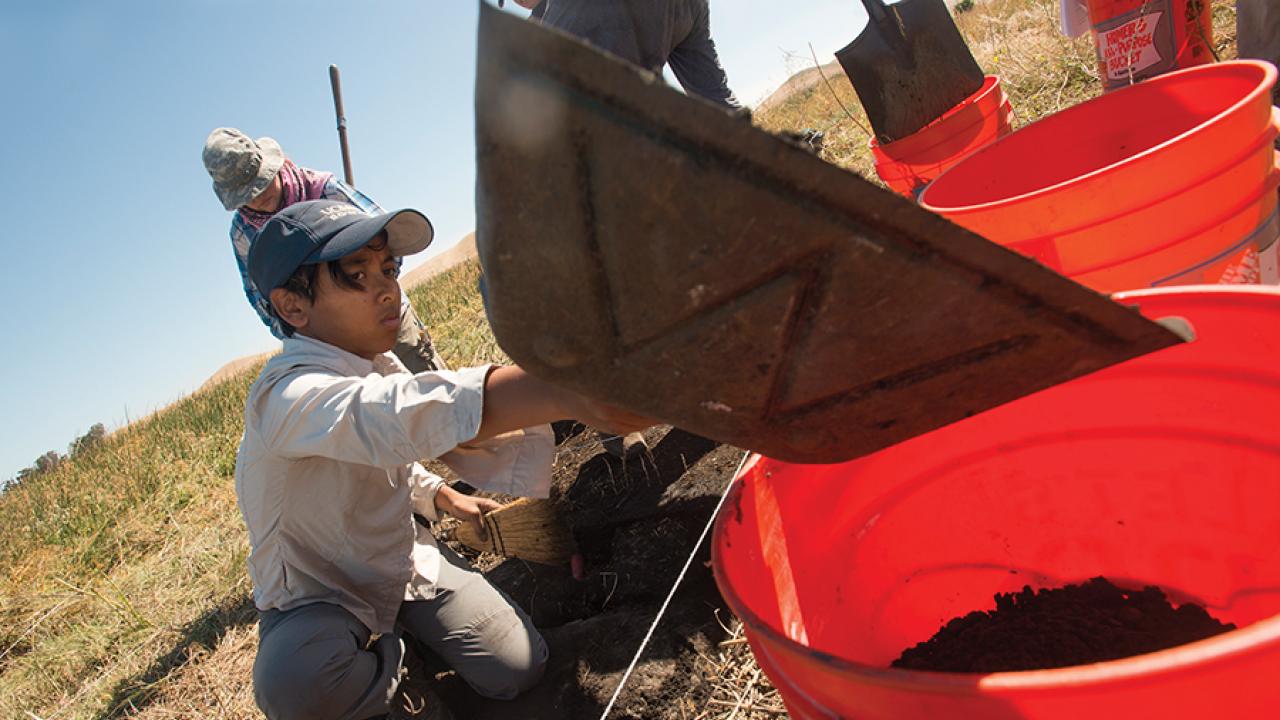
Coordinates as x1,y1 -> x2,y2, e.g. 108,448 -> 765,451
248,200 -> 434,294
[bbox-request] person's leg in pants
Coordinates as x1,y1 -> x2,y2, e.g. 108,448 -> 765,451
398,543 -> 548,700
393,301 -> 448,373
253,602 -> 404,720
1238,0 -> 1280,106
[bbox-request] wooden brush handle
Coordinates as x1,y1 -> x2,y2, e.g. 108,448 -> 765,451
454,511 -> 495,554
451,497 -> 578,565
483,511 -> 505,556
454,498 -> 538,554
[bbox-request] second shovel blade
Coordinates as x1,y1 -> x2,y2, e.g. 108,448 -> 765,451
837,0 -> 985,142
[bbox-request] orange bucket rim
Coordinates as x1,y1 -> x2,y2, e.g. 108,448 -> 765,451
869,75 -> 1006,156
1003,162 -> 1280,277
919,60 -> 1279,217
1111,283 -> 1280,302
871,100 -> 1012,171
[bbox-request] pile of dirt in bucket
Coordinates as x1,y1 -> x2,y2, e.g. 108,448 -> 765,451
424,422 -> 744,719
893,577 -> 1236,673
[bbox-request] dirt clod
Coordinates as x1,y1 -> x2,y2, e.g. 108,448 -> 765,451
893,577 -> 1236,673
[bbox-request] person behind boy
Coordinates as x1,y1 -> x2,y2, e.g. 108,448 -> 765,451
1238,0 -> 1280,107
507,0 -> 730,459
516,0 -> 740,109
239,200 -> 649,719
202,126 -> 446,372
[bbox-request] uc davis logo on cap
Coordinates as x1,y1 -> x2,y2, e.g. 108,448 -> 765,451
319,204 -> 362,222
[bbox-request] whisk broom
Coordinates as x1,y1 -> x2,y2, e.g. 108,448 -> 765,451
452,497 -> 579,565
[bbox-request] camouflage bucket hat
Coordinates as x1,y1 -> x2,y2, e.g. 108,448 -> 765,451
202,127 -> 286,211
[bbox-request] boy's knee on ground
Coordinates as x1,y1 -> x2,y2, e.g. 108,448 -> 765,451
461,613 -> 549,700
255,612 -> 401,720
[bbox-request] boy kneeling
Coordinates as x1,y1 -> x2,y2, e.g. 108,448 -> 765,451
237,201 -> 648,719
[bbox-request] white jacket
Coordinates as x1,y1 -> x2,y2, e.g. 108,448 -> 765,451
235,334 -> 554,632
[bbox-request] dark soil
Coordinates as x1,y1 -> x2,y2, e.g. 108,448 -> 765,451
893,577 -> 1236,673
422,422 -> 745,719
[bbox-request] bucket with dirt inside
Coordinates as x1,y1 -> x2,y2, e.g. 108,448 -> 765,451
870,75 -> 1012,198
919,60 -> 1280,293
712,285 -> 1280,719
1085,0 -> 1214,91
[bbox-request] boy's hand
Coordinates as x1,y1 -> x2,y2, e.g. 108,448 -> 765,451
434,485 -> 502,540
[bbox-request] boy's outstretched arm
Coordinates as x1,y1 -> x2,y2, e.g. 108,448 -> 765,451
475,366 -> 653,442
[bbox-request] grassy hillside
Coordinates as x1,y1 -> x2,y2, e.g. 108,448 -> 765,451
0,1 -> 1244,717
0,359 -> 256,717
755,0 -> 1239,181
0,264 -> 503,719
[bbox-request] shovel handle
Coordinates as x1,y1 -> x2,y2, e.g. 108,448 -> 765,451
329,65 -> 355,187
859,0 -> 891,24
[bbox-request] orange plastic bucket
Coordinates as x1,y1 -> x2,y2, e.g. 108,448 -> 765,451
919,61 -> 1280,293
870,75 -> 1013,198
1086,0 -> 1214,91
713,285 -> 1280,719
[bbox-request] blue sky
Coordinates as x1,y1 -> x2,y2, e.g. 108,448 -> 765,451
0,0 -> 867,480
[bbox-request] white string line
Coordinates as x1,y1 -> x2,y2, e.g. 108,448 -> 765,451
597,450 -> 752,720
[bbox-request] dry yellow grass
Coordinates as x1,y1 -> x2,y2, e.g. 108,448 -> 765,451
406,260 -> 508,369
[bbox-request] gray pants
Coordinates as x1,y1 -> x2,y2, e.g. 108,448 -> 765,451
252,545 -> 547,720
393,302 -> 448,373
1238,0 -> 1280,105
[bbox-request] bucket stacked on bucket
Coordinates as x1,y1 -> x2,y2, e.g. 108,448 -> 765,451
713,60 -> 1280,720
920,61 -> 1280,293
870,76 -> 1013,198
713,286 -> 1280,719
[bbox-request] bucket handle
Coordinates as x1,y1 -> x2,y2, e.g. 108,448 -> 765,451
754,477 -> 811,646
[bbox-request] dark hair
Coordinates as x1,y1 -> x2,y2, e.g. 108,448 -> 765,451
269,232 -> 391,337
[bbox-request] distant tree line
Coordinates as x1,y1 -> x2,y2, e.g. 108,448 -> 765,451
7,423 -> 106,488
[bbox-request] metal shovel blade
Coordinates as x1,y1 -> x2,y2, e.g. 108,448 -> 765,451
837,0 -> 985,142
474,4 -> 1181,464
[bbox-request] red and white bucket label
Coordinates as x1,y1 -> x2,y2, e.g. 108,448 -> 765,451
1093,0 -> 1177,90
1218,247 -> 1262,285
1220,211 -> 1280,285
